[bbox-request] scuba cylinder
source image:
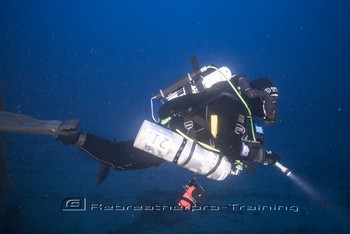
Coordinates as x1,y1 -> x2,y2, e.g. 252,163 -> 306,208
155,66 -> 232,101
133,120 -> 233,181
154,66 -> 208,100
201,67 -> 231,90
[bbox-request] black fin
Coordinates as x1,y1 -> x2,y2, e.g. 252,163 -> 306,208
96,162 -> 110,186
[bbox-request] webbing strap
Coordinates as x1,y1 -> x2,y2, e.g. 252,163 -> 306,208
204,154 -> 224,177
173,138 -> 187,164
180,140 -> 197,166
180,196 -> 195,206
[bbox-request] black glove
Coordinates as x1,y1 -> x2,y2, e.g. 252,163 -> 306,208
56,120 -> 80,145
263,150 -> 280,165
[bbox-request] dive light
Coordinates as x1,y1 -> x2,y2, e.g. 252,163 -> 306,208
274,161 -> 292,176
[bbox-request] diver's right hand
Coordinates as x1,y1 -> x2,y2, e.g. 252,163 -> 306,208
56,120 -> 80,145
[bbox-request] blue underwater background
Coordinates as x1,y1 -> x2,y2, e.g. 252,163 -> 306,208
1,0 -> 349,233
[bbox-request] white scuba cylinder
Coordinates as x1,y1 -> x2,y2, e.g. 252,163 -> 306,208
165,66 -> 232,101
201,66 -> 232,89
134,120 -> 233,180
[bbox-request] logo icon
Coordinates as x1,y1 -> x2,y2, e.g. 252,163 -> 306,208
62,198 -> 87,211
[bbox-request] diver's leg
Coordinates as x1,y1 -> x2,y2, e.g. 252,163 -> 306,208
0,111 -> 163,168
0,111 -> 164,179
65,132 -> 164,186
75,132 -> 164,170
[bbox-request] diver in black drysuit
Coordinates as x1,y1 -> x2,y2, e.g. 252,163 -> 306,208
56,75 -> 280,185
0,75 -> 280,186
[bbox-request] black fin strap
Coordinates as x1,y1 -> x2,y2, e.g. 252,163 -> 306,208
180,140 -> 197,166
173,138 -> 187,164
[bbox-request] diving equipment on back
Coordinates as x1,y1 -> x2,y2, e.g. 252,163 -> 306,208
155,66 -> 232,101
133,120 -> 234,181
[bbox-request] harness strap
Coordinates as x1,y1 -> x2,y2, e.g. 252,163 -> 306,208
183,113 -> 211,140
191,114 -> 210,132
204,154 -> 224,177
180,140 -> 197,167
173,138 -> 187,164
184,82 -> 192,96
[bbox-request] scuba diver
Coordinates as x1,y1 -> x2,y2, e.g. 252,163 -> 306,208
0,58 -> 290,209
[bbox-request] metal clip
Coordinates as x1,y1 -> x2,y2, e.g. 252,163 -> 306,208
184,120 -> 194,131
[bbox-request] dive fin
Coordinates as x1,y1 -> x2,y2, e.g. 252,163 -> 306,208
96,162 -> 110,186
0,111 -> 79,137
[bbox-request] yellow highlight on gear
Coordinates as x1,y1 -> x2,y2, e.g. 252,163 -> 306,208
210,114 -> 218,139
